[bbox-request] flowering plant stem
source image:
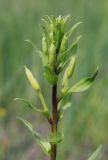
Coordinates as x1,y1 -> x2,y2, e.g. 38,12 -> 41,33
15,15 -> 101,160
51,84 -> 58,160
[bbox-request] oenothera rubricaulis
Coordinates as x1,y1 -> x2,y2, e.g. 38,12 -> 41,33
15,15 -> 102,160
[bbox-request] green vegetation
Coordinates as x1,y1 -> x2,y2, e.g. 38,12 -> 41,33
0,0 -> 108,160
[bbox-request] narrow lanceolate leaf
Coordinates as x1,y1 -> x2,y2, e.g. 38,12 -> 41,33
69,68 -> 98,93
44,65 -> 58,84
38,91 -> 51,120
14,98 -> 35,109
88,145 -> 102,160
14,98 -> 44,113
17,117 -> 51,155
25,40 -> 43,59
17,117 -> 33,132
66,22 -> 82,38
25,66 -> 40,91
67,34 -> 82,55
25,39 -> 48,65
62,102 -> 72,111
59,102 -> 72,119
58,35 -> 82,65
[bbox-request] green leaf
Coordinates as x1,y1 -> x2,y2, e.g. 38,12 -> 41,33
15,98 -> 50,121
38,91 -> 49,112
14,98 -> 34,109
88,145 -> 102,160
14,98 -> 44,112
69,68 -> 98,93
59,102 -> 72,119
33,132 -> 51,155
58,93 -> 72,119
25,40 -> 43,58
17,117 -> 51,155
58,95 -> 71,109
66,35 -> 82,54
62,102 -> 71,111
25,40 -> 48,65
49,132 -> 64,144
66,22 -> 82,38
17,117 -> 33,132
58,35 -> 82,65
44,65 -> 58,84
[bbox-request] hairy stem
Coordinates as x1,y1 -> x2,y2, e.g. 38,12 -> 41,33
51,84 -> 58,160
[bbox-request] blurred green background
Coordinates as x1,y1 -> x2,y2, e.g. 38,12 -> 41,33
0,0 -> 108,159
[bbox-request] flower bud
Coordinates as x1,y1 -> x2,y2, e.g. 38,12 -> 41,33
61,68 -> 68,95
49,32 -> 53,42
42,35 -> 47,55
50,23 -> 53,31
25,66 -> 40,91
49,43 -> 56,65
60,34 -> 68,52
67,56 -> 76,78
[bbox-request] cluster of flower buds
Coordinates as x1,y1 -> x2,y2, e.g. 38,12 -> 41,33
41,15 -> 82,85
41,15 -> 70,66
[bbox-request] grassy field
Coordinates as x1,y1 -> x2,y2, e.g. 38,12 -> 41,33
0,0 -> 108,159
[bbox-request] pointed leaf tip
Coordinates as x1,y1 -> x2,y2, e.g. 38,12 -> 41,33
92,67 -> 99,80
67,21 -> 83,38
16,117 -> 33,132
69,68 -> 98,93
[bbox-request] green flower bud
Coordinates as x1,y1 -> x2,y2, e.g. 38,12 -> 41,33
42,35 -> 47,55
50,23 -> 53,31
50,32 -> 53,42
25,66 -> 40,91
49,43 -> 56,66
60,34 -> 68,52
61,67 -> 68,95
67,56 -> 76,78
